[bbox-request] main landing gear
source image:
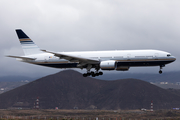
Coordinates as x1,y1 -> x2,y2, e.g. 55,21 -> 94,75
82,65 -> 103,77
83,71 -> 103,77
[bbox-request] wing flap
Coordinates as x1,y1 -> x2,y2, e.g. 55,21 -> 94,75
41,49 -> 99,64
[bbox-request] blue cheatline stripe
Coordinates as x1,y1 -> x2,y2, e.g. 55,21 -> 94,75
20,40 -> 32,42
20,42 -> 34,44
36,63 -> 78,68
116,60 -> 174,66
20,41 -> 33,42
20,41 -> 34,44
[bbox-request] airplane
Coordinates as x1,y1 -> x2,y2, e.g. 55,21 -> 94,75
7,29 -> 176,77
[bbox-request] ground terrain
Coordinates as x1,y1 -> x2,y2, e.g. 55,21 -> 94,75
0,109 -> 179,119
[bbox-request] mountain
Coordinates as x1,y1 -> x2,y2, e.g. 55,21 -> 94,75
0,76 -> 35,82
1,71 -> 180,83
0,70 -> 180,110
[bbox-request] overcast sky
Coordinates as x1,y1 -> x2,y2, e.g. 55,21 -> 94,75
1,0 -> 180,77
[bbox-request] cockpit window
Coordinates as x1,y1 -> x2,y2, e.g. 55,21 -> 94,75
167,54 -> 171,57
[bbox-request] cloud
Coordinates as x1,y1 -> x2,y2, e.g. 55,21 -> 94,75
0,0 -> 180,77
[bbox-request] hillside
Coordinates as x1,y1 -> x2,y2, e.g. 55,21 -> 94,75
98,71 -> 180,83
0,70 -> 180,110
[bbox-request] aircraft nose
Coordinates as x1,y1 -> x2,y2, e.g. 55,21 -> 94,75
172,56 -> 176,61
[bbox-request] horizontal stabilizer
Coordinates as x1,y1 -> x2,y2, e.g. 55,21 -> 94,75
6,55 -> 36,60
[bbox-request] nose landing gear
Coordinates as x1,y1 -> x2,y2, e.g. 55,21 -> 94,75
159,70 -> 162,74
159,65 -> 165,74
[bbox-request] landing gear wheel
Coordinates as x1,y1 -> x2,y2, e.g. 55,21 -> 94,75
99,71 -> 103,75
87,72 -> 91,76
95,72 -> 99,76
82,71 -> 103,77
91,71 -> 94,75
92,74 -> 96,77
90,71 -> 95,77
159,70 -> 162,74
83,73 -> 87,77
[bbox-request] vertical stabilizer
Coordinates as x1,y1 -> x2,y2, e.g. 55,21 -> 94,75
16,29 -> 42,55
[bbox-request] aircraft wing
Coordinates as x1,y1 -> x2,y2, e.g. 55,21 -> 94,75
41,49 -> 99,64
6,55 -> 36,60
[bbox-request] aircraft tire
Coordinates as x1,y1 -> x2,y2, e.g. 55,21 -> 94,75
87,73 -> 91,76
92,74 -> 96,77
91,71 -> 94,74
83,73 -> 87,77
99,71 -> 103,75
95,73 -> 99,76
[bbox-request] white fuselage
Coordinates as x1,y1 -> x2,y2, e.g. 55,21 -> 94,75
18,49 -> 175,71
8,29 -> 176,77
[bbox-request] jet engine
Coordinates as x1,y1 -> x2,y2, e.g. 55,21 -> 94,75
100,60 -> 130,71
100,60 -> 116,70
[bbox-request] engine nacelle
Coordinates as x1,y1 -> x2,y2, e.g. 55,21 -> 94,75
100,60 -> 116,70
100,61 -> 130,71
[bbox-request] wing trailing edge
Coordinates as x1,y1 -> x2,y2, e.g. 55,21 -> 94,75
41,49 -> 99,64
